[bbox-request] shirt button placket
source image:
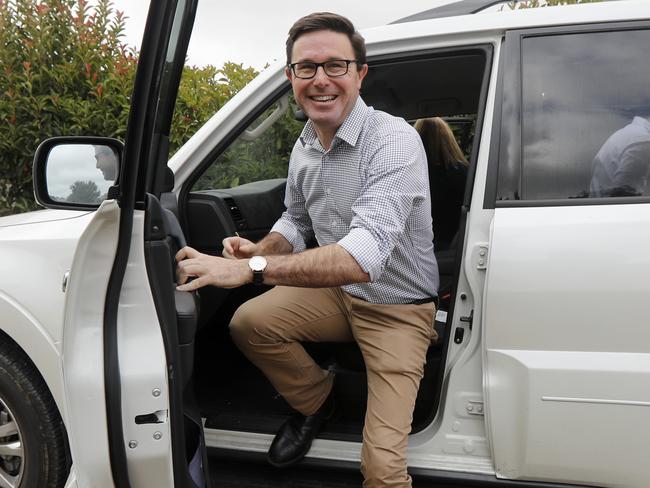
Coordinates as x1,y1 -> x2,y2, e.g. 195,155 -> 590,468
322,153 -> 335,230
322,153 -> 330,200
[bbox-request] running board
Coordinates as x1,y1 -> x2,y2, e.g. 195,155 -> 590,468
207,448 -> 598,488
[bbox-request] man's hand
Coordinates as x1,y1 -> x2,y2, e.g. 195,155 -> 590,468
222,236 -> 257,259
175,246 -> 251,291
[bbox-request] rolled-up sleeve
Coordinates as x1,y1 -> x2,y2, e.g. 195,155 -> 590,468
270,166 -> 313,253
338,129 -> 428,281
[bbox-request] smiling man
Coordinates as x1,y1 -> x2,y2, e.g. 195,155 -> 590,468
176,12 -> 439,487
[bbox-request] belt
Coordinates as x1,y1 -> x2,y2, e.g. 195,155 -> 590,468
408,296 -> 438,307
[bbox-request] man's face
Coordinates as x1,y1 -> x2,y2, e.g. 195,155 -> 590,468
286,30 -> 367,137
95,148 -> 118,181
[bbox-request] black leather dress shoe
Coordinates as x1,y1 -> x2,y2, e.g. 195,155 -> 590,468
267,394 -> 335,468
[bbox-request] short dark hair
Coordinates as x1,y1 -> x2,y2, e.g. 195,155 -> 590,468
286,12 -> 366,66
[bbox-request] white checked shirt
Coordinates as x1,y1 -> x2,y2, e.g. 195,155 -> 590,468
271,97 -> 439,304
590,116 -> 650,197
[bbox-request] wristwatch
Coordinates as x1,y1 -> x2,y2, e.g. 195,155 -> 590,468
248,256 -> 267,286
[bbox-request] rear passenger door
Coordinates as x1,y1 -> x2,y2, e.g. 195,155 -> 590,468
483,24 -> 650,487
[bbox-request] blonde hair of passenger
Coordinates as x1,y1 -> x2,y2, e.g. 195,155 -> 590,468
414,117 -> 468,168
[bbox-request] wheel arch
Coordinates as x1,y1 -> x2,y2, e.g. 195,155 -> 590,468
0,296 -> 66,426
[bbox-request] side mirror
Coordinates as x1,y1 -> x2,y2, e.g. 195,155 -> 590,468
33,136 -> 124,210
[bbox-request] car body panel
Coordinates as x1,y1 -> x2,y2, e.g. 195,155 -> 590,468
0,208 -> 88,228
484,204 -> 650,487
0,209 -> 92,414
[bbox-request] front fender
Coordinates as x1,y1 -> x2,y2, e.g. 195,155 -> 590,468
0,210 -> 93,428
0,295 -> 65,415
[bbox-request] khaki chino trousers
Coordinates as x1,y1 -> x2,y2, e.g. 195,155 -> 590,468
229,286 -> 436,488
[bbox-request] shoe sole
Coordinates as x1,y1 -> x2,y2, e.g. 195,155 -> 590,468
267,441 -> 313,468
267,399 -> 336,468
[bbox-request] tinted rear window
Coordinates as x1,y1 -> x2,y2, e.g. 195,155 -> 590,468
498,29 -> 650,201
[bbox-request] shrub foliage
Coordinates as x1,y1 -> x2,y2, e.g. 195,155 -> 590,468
0,0 -> 136,215
0,0 -> 258,216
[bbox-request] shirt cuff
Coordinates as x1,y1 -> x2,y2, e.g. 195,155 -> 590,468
270,219 -> 307,253
338,227 -> 383,282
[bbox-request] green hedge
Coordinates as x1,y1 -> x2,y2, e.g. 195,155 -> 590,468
0,0 -> 258,216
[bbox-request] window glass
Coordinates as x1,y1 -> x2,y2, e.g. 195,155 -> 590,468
192,93 -> 304,190
511,29 -> 650,200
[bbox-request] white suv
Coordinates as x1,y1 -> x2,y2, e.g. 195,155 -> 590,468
1,0 -> 650,487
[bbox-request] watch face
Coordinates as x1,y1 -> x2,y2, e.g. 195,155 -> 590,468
249,256 -> 267,272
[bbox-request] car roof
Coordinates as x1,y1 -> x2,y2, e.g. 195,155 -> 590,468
362,0 -> 650,51
392,0 -> 631,24
392,0 -> 529,23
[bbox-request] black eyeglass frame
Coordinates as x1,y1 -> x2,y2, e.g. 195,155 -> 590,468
287,59 -> 361,79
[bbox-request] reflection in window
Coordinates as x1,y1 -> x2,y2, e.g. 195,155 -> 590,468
515,29 -> 650,200
47,144 -> 117,204
590,116 -> 650,197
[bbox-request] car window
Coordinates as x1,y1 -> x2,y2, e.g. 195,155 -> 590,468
497,28 -> 650,201
192,93 -> 305,191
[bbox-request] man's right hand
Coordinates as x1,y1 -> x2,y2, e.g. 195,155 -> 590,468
222,236 -> 257,259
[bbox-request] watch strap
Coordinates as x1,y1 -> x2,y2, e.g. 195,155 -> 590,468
252,269 -> 264,286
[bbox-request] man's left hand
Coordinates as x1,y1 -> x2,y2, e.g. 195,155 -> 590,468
175,246 -> 251,291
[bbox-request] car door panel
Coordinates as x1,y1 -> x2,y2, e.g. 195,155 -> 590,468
143,193 -> 206,487
61,201 -> 120,487
484,205 -> 650,487
482,22 -> 650,487
187,178 -> 286,255
117,209 -> 175,487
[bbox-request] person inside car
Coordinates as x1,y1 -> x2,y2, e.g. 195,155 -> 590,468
414,117 -> 468,250
175,12 -> 439,487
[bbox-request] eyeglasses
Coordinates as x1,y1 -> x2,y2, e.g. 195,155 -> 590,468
288,59 -> 360,79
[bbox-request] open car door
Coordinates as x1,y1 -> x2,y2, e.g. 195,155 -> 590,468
61,1 -> 205,486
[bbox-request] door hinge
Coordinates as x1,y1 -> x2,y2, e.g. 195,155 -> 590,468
476,244 -> 488,270
466,400 -> 484,416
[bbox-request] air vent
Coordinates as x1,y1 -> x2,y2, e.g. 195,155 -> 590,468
223,197 -> 246,230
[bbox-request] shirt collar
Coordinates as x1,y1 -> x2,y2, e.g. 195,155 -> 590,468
299,96 -> 370,149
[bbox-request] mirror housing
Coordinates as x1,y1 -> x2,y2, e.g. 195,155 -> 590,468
33,136 -> 124,210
